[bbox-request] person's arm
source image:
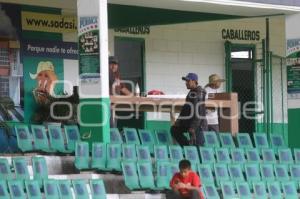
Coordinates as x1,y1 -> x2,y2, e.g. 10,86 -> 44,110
189,89 -> 206,131
120,87 -> 132,96
185,172 -> 201,190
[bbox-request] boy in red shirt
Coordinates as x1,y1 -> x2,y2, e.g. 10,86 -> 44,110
168,160 -> 204,199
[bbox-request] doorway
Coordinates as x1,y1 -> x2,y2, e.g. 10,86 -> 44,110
225,43 -> 256,133
114,37 -> 145,129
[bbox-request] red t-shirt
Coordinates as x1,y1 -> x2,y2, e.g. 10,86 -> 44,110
170,171 -> 204,199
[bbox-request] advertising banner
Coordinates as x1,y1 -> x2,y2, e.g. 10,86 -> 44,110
287,38 -> 300,98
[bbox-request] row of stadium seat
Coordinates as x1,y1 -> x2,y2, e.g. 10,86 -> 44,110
0,178 -> 106,199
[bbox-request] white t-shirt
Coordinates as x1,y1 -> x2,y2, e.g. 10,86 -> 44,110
205,86 -> 220,125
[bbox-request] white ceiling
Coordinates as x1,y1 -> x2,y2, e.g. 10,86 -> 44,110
1,0 -> 300,16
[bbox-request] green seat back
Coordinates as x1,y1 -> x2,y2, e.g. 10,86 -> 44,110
203,131 -> 220,148
215,148 -> 231,164
44,179 -> 59,199
230,148 -> 246,164
237,133 -> 253,149
290,164 -> 300,182
278,148 -> 294,165
199,147 -> 215,166
214,163 -> 230,187
203,184 -> 220,199
74,141 -> 90,170
244,163 -> 261,183
137,161 -> 155,189
0,180 -> 9,199
281,181 -> 298,199
168,162 -> 179,177
64,125 -> 80,152
154,145 -> 169,162
260,163 -> 275,182
7,180 -> 25,199
0,158 -> 13,180
183,146 -> 200,165
245,148 -> 261,163
267,181 -> 282,199
14,124 -> 33,152
293,148 -> 300,164
136,145 -> 151,162
31,125 -> 53,152
122,144 -> 137,162
261,148 -> 276,164
32,156 -> 48,187
57,180 -> 73,199
121,161 -> 140,190
110,128 -> 123,144
236,182 -> 251,199
25,180 -> 42,199
13,157 -> 30,180
169,145 -> 183,163
90,179 -> 107,199
253,181 -> 268,199
270,134 -> 286,149
220,181 -> 236,199
219,133 -> 235,148
274,164 -> 289,182
228,164 -> 244,182
156,161 -> 171,189
123,128 -> 140,144
138,129 -> 156,153
91,142 -> 106,170
197,164 -> 214,185
72,179 -> 89,199
253,132 -> 269,149
48,125 -> 70,153
154,129 -> 172,145
106,143 -> 122,171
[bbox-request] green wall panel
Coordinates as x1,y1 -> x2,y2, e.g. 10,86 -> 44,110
288,109 -> 300,148
145,120 -> 171,131
256,122 -> 288,146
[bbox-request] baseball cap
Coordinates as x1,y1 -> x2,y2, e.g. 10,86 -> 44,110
182,73 -> 198,81
109,56 -> 118,64
209,74 -> 225,84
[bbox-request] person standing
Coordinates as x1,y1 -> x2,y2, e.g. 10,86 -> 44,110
171,73 -> 207,146
205,74 -> 225,132
167,159 -> 204,199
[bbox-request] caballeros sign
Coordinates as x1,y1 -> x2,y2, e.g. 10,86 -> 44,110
222,29 -> 260,41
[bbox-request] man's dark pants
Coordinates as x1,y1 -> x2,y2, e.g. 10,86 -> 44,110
171,125 -> 205,146
166,190 -> 201,199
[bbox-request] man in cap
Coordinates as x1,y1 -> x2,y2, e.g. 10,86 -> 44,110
171,73 -> 207,146
205,74 -> 225,132
30,61 -> 57,104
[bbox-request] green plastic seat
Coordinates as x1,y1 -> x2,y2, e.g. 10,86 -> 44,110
199,147 -> 215,166
214,163 -> 230,187
219,133 -> 235,148
0,158 -> 13,180
168,162 -> 179,177
122,144 -> 137,161
169,145 -> 184,163
90,179 -> 107,199
244,163 -> 261,183
12,157 -> 30,180
261,148 -> 276,164
74,141 -> 90,170
0,180 -> 9,199
220,181 -> 236,199
44,179 -> 59,199
138,129 -> 156,153
290,164 -> 300,182
228,164 -> 244,182
267,181 -> 282,199
260,163 -> 275,182
123,128 -> 140,144
253,132 -> 269,149
252,181 -> 268,199
278,148 -> 294,165
274,164 -> 289,182
203,184 -> 220,199
14,124 -> 33,152
215,148 -> 231,164
57,180 -> 73,199
121,161 -> 140,190
106,143 -> 122,171
281,181 -> 298,199
230,148 -> 246,165
183,146 -> 200,165
7,180 -> 26,199
48,125 -> 72,153
136,145 -> 151,162
245,148 -> 261,163
25,180 -> 42,199
236,182 -> 252,199
197,164 -> 214,185
156,161 -> 171,189
236,133 -> 253,149
32,156 -> 48,187
154,145 -> 169,162
203,131 -> 220,148
110,128 -> 123,144
293,148 -> 300,164
31,125 -> 53,152
91,142 -> 107,170
270,134 -> 286,149
137,161 -> 156,189
72,179 -> 89,199
64,125 -> 80,152
154,129 -> 173,145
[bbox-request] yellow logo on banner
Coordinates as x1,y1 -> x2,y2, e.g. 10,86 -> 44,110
22,11 -> 77,33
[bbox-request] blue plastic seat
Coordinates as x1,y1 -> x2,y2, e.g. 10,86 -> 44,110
278,148 -> 294,165
169,145 -> 184,163
14,124 -> 33,152
156,161 -> 171,189
214,163 -> 230,187
44,179 -> 59,199
0,158 -> 13,180
25,180 -> 42,199
183,146 -> 200,165
203,131 -> 220,148
72,179 -> 89,199
136,145 -> 151,162
245,148 -> 261,163
253,181 -> 268,199
137,161 -> 156,189
274,164 -> 289,182
253,132 -> 269,149
289,164 -> 300,182
110,128 -> 123,144
122,144 -> 137,162
219,133 -> 235,148
7,180 -> 26,199
267,181 -> 282,199
90,179 -> 107,199
91,142 -> 107,170
244,163 -> 261,183
197,164 -> 214,185
154,145 -> 169,162
121,161 -> 140,190
228,164 -> 244,182
203,184 -> 220,199
31,125 -> 53,152
154,129 -> 173,145
106,143 -> 122,171
260,163 -> 275,182
270,134 -> 286,149
138,129 -> 156,153
230,148 -> 246,165
57,180 -> 73,199
236,182 -> 252,199
12,157 -> 30,180
74,141 -> 90,170
261,148 -> 276,164
220,181 -> 236,199
281,181 -> 298,199
237,133 -> 253,149
0,180 -> 9,199
123,128 -> 140,144
64,125 -> 80,152
32,156 -> 48,187
215,148 -> 231,164
48,125 -> 72,153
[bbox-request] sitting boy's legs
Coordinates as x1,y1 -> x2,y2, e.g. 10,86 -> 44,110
190,190 -> 201,199
166,190 -> 184,199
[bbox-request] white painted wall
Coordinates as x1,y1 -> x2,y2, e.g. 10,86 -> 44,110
109,16 -> 286,121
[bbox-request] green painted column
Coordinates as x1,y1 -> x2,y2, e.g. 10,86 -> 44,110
77,0 -> 110,144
